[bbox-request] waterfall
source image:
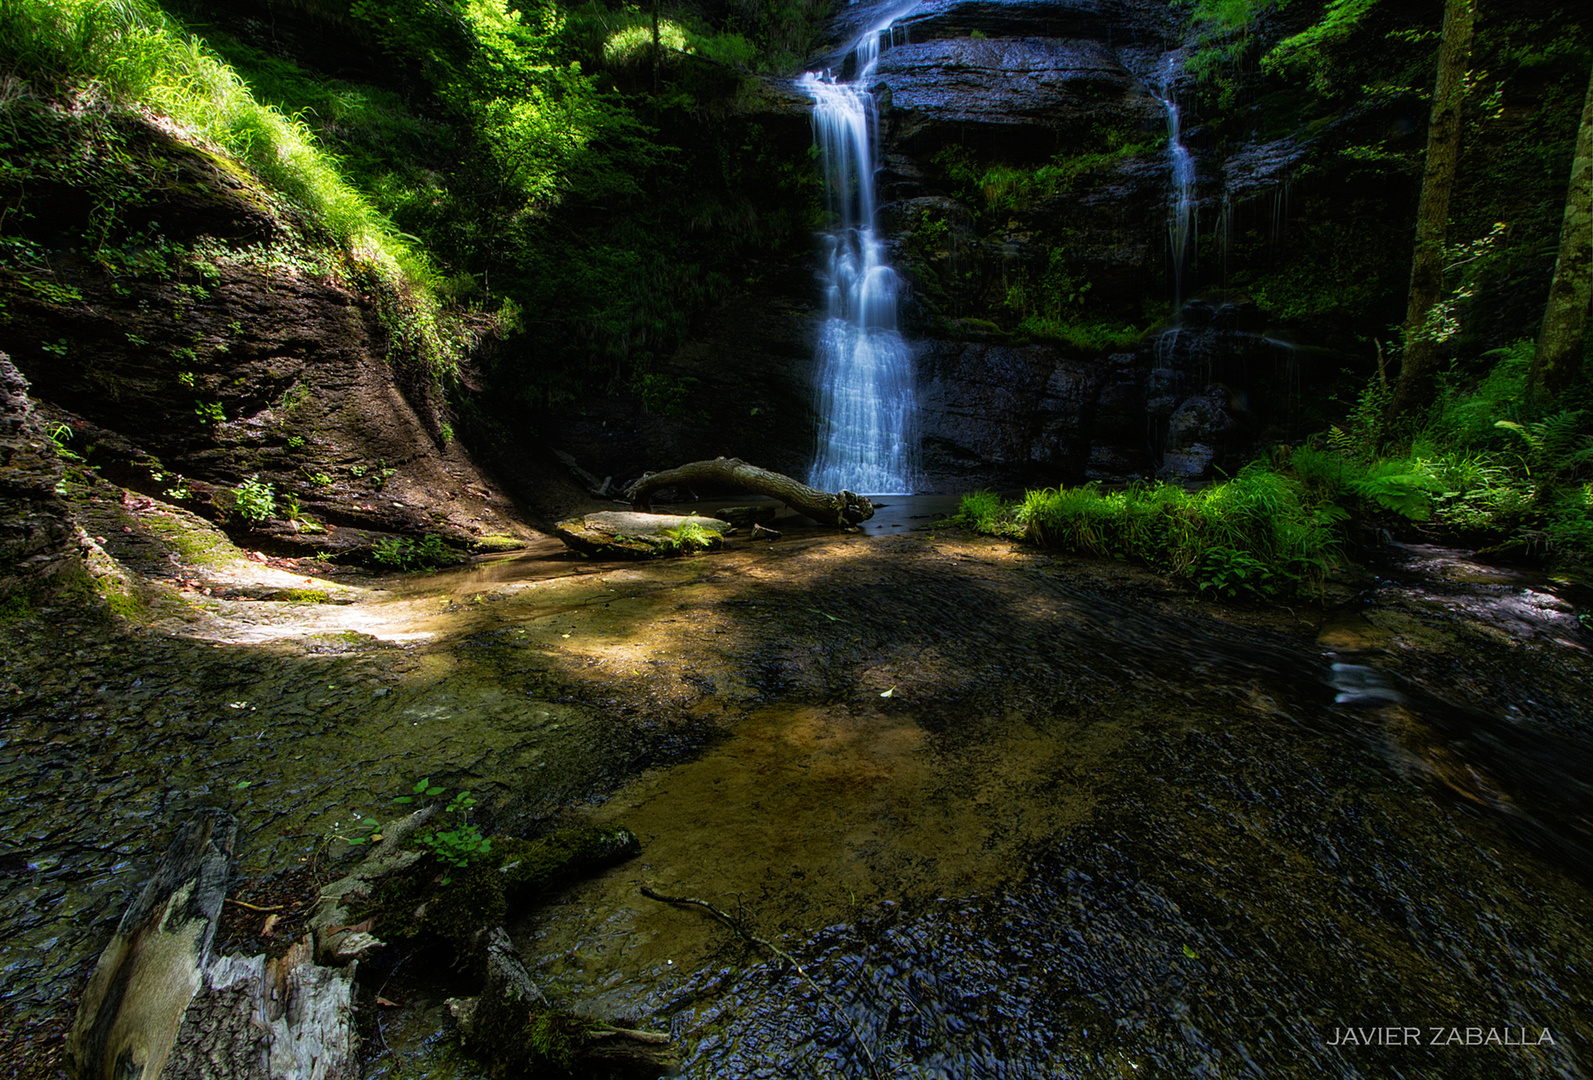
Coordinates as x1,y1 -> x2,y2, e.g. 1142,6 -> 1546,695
1151,55 -> 1196,306
799,6 -> 920,495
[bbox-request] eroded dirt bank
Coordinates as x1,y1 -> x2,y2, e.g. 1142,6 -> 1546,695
2,491 -> 1591,1079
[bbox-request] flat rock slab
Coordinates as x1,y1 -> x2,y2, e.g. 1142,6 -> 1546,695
555,512 -> 732,559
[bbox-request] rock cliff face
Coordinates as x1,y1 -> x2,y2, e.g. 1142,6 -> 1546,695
0,355 -> 75,599
597,0 -> 1217,492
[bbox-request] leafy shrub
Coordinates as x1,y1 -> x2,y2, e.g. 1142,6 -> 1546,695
372,533 -> 453,569
233,475 -> 276,523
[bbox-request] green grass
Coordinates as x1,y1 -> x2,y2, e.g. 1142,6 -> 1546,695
959,466 -> 1347,599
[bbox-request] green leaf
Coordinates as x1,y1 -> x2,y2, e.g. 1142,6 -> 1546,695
413,778 -> 431,793
1182,944 -> 1199,959
392,795 -> 413,803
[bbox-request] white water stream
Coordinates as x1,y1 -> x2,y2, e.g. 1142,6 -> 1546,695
799,5 -> 921,495
1152,54 -> 1197,306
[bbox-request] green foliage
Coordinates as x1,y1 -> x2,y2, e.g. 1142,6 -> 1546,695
935,130 -> 1165,213
371,533 -> 454,570
1264,0 -> 1382,80
48,423 -> 82,463
658,517 -> 720,554
414,789 -> 491,883
232,475 -> 276,523
956,491 -> 1019,536
1314,344 -> 1593,561
964,465 -> 1346,599
194,401 -> 225,426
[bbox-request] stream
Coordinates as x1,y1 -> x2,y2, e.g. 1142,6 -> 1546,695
2,498 -> 1590,1078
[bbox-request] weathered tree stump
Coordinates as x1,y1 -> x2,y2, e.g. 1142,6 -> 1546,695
67,809 -> 237,1080
162,939 -> 357,1080
67,809 -> 361,1080
625,458 -> 874,527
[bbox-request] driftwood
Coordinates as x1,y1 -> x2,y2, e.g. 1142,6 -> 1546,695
68,809 -> 237,1080
625,457 -> 874,527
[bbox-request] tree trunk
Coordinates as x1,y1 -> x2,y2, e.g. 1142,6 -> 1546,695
625,458 -> 876,526
1388,0 -> 1475,419
1530,59 -> 1593,399
67,810 -> 236,1080
651,0 -> 661,93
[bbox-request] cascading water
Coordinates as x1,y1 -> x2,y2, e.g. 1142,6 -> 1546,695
1151,54 -> 1197,306
799,7 -> 920,495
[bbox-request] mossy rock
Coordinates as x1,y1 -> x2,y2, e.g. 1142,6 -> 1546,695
472,534 -> 527,553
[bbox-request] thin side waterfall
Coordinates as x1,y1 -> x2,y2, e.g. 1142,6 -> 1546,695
1151,55 -> 1196,306
799,7 -> 920,495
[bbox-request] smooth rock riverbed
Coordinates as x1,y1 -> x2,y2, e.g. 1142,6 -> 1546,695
2,496 -> 1589,1079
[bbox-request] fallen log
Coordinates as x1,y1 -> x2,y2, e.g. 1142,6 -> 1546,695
67,809 -> 236,1080
449,927 -> 677,1077
625,458 -> 874,527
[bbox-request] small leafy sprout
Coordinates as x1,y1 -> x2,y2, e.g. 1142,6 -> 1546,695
177,370 -> 194,387
48,423 -> 81,462
392,776 -> 445,805
286,435 -> 305,448
233,780 -> 251,790
345,817 -> 383,845
195,400 -> 224,425
40,338 -> 67,356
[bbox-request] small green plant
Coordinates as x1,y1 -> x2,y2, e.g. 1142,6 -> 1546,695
286,435 -> 305,448
394,778 -> 490,885
281,492 -> 302,520
40,338 -> 67,356
233,475 -> 276,522
48,423 -> 82,462
372,533 -> 452,569
439,421 -> 454,445
195,400 -> 225,425
305,469 -> 334,487
177,370 -> 195,387
658,517 -> 718,554
349,464 -> 368,478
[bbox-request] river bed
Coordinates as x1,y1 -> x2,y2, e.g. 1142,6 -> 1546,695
1,497 -> 1589,1078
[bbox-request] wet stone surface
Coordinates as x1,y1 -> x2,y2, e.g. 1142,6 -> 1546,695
2,504 -> 1591,1079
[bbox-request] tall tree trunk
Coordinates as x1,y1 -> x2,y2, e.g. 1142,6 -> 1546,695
1529,60 -> 1593,399
651,0 -> 661,94
1388,0 -> 1476,420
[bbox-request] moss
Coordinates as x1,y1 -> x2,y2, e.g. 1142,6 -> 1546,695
98,578 -> 145,618
269,588 -> 329,603
471,535 -> 525,553
0,591 -> 36,621
146,515 -> 233,567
